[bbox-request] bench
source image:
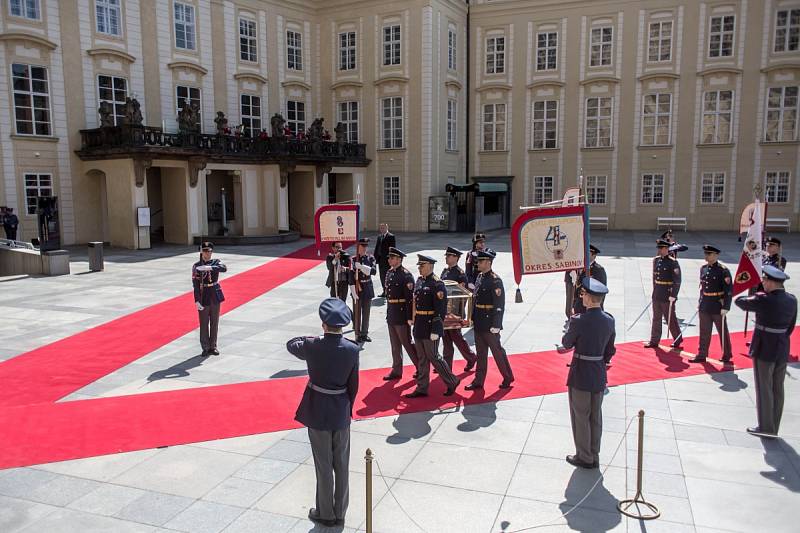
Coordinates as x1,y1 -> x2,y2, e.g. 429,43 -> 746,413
765,218 -> 791,232
657,217 -> 687,231
589,216 -> 609,230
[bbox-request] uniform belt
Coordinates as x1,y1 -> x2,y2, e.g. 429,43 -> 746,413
388,299 -> 406,304
416,310 -> 435,315
755,324 -> 788,334
573,353 -> 605,362
203,283 -> 217,287
703,291 -> 724,296
307,382 -> 347,395
654,280 -> 673,285
476,304 -> 494,309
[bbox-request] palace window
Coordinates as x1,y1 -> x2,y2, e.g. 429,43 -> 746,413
12,63 -> 51,136
709,15 -> 735,58
532,100 -> 558,149
533,176 -> 554,204
448,26 -> 457,70
641,173 -> 665,204
701,172 -> 726,204
174,2 -> 196,51
641,93 -> 671,145
446,99 -> 457,151
485,36 -> 505,74
24,173 -> 52,215
287,30 -> 303,71
286,100 -> 305,134
648,21 -> 672,62
338,101 -> 358,142
9,0 -> 39,20
175,85 -> 201,130
381,97 -> 403,149
765,86 -> 798,142
585,97 -> 612,148
765,171 -> 790,203
536,32 -> 557,71
98,75 -> 127,125
96,0 -> 121,36
586,175 -> 607,205
590,26 -> 613,67
239,18 -> 257,62
482,103 -> 506,151
702,90 -> 733,144
240,94 -> 261,137
383,176 -> 400,206
339,31 -> 356,71
383,24 -> 401,66
774,9 -> 800,52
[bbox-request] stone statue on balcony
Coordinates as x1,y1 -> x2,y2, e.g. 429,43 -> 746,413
307,118 -> 324,141
121,97 -> 143,126
214,111 -> 228,135
334,121 -> 347,144
270,113 -> 286,138
98,101 -> 115,128
178,100 -> 200,134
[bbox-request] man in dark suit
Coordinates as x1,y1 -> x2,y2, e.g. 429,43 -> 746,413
286,298 -> 360,528
3,207 -> 19,240
192,241 -> 227,356
373,223 -> 396,297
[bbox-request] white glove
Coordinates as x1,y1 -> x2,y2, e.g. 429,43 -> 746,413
569,271 -> 577,284
720,309 -> 728,316
467,283 -> 476,290
668,296 -> 676,302
430,333 -> 439,341
490,327 -> 500,334
196,265 -> 212,272
358,263 -> 372,275
195,301 -> 204,311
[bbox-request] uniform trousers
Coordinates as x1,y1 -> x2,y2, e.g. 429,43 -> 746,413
442,329 -> 477,369
329,281 -> 349,302
308,427 -> 350,522
413,338 -> 459,393
650,299 -> 681,344
378,261 -> 389,294
388,324 -> 419,375
473,330 -> 514,386
198,300 -> 220,351
352,297 -> 371,338
753,358 -> 787,434
697,312 -> 732,358
4,227 -> 17,240
564,280 -> 574,318
568,387 -> 603,465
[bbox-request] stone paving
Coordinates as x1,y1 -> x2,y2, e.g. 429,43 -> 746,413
1,230 -> 799,532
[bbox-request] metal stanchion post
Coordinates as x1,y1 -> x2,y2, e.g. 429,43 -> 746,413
365,448 -> 373,533
617,410 -> 660,520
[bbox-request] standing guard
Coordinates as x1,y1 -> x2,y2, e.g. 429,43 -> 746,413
383,247 -> 419,380
325,242 -> 351,302
464,249 -> 515,390
440,247 -> 477,371
373,223 -> 396,297
351,238 -> 376,343
465,233 -> 486,290
192,242 -> 227,356
692,244 -> 733,364
404,255 -> 461,398
764,237 -> 787,271
644,239 -> 683,349
572,245 -> 607,315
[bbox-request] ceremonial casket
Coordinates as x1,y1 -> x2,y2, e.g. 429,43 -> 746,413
444,280 -> 473,330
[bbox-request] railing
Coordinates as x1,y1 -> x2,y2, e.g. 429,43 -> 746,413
0,238 -> 36,250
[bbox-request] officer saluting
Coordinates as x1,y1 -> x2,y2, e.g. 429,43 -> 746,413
351,238 -> 376,343
572,245 -> 607,315
692,244 -> 733,364
383,247 -> 419,380
404,255 -> 461,398
735,266 -> 796,438
560,278 -> 616,469
192,242 -> 227,356
440,247 -> 477,371
465,249 -> 514,390
644,239 -> 682,349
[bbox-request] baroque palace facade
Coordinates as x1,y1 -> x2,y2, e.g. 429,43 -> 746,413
0,0 -> 798,248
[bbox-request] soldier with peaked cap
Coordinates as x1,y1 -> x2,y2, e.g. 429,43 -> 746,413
286,298 -> 360,528
192,241 -> 227,356
560,278 -> 616,469
440,247 -> 477,371
572,244 -> 607,315
382,247 -> 419,380
644,239 -> 683,349
404,254 -> 461,398
351,237 -> 376,343
764,237 -> 788,271
465,232 -> 487,290
735,266 -> 796,438
692,244 -> 733,364
465,249 -> 515,390
325,242 -> 351,302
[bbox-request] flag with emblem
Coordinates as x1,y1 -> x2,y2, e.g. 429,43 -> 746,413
733,197 -> 764,295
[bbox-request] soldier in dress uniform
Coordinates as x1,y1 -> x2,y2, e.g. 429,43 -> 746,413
192,242 -> 227,356
325,243 -> 352,302
286,298 -> 360,528
735,266 -> 796,438
572,245 -> 607,315
764,237 -> 788,271
644,239 -> 683,349
560,278 -> 616,469
440,246 -> 477,371
465,233 -> 486,290
692,244 -> 733,364
351,238 -> 376,343
404,255 -> 461,398
382,247 -> 419,380
464,249 -> 515,390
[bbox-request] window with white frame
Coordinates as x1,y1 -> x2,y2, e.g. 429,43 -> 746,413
482,103 -> 506,151
12,63 -> 51,136
536,32 -> 558,71
446,99 -> 457,151
339,31 -> 356,71
24,173 -> 52,215
765,86 -> 798,142
383,176 -> 400,206
585,175 -> 607,205
176,85 -> 201,130
448,26 -> 457,70
338,101 -> 358,142
485,36 -> 505,74
701,172 -> 726,203
765,171 -> 791,203
708,15 -> 735,58
240,94 -> 261,137
585,97 -> 612,148
641,173 -> 665,204
96,0 -> 121,36
590,26 -> 613,67
532,100 -> 558,149
239,17 -> 257,62
287,30 -> 303,71
641,93 -> 672,145
702,90 -> 733,144
533,176 -> 554,204
286,100 -> 305,134
9,0 -> 39,19
174,2 -> 196,51
383,24 -> 401,66
774,9 -> 800,52
648,21 -> 672,62
381,97 -> 403,149
98,74 -> 127,125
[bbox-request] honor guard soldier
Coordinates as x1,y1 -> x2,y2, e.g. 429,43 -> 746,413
644,239 -> 683,349
440,247 -> 477,371
764,237 -> 787,271
383,247 -> 419,380
192,242 -> 227,356
572,245 -> 607,315
326,242 -> 351,302
351,238 -> 376,343
404,255 -> 461,398
560,278 -> 616,469
465,249 -> 515,390
693,245 -> 733,364
373,223 -> 396,297
465,233 -> 487,290
735,266 -> 796,438
286,298 -> 360,527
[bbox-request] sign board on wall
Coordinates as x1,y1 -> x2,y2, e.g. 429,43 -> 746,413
137,207 -> 151,228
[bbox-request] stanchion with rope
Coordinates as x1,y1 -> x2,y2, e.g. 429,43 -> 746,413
365,448 -> 373,533
617,410 -> 660,520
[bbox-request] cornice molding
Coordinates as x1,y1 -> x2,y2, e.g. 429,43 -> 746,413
0,31 -> 57,50
166,61 -> 208,75
233,71 -> 268,84
87,47 -> 136,63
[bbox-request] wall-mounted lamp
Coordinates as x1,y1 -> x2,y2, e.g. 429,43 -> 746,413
34,152 -> 40,158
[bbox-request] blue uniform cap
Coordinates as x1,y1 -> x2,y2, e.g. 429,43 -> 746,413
200,241 -> 214,251
762,265 -> 789,282
589,244 -> 600,255
358,237 -> 370,245
319,297 -> 352,327
702,244 -> 721,254
656,239 -> 671,247
416,254 -> 437,264
582,277 -> 609,295
475,248 -> 496,260
387,247 -> 406,258
445,246 -> 462,257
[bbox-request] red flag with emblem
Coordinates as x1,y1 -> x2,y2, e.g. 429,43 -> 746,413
733,197 -> 764,295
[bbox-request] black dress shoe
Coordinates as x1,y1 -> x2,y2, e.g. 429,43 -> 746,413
565,455 -> 595,469
720,355 -> 733,363
378,293 -> 386,298
364,335 -> 372,342
209,348 -> 219,356
498,380 -> 514,389
308,508 -> 336,527
670,341 -> 683,349
464,382 -> 483,391
201,349 -> 210,357
464,360 -> 476,371
747,426 -> 778,438
403,390 -> 428,398
382,373 -> 401,381
688,356 -> 707,363
643,342 -> 658,348
443,380 -> 460,397
413,372 -> 419,379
